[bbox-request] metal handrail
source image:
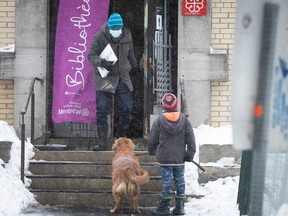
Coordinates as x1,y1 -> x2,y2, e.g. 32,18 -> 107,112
20,77 -> 44,183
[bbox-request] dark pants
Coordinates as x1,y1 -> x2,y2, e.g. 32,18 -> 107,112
96,80 -> 133,138
160,165 -> 185,198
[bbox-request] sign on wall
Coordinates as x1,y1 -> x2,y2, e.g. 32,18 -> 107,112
52,0 -> 109,123
182,0 -> 207,16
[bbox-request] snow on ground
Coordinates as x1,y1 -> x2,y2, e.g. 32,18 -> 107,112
0,44 -> 15,52
0,121 -> 37,216
3,121 -> 286,216
184,124 -> 239,215
185,176 -> 240,216
194,124 -> 233,145
201,157 -> 240,168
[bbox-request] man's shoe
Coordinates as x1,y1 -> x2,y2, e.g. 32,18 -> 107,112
92,138 -> 107,151
92,145 -> 107,151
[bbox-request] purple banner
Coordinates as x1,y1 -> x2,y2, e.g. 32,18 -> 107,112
52,0 -> 109,123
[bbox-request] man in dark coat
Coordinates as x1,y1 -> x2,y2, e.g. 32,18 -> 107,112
88,13 -> 137,151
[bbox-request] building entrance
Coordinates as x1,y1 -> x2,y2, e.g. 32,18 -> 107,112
47,0 -> 177,139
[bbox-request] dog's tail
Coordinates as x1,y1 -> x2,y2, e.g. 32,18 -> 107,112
129,167 -> 149,185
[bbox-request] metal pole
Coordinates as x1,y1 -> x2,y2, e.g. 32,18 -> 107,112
19,77 -> 43,183
31,88 -> 35,144
237,150 -> 252,215
248,3 -> 279,215
20,114 -> 25,183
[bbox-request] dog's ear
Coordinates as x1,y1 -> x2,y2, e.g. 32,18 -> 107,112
112,139 -> 119,151
128,138 -> 135,150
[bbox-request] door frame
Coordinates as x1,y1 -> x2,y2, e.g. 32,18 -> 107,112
143,0 -> 178,137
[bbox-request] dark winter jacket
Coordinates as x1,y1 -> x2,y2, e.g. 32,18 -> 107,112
148,112 -> 196,166
88,25 -> 137,93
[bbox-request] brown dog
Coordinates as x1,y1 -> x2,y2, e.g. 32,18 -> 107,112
110,137 -> 149,213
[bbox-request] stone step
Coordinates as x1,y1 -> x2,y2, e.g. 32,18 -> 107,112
198,144 -> 241,183
198,165 -> 241,184
28,149 -> 161,207
27,174 -> 164,192
0,141 -> 12,163
29,161 -> 160,176
30,190 -> 168,208
44,138 -> 148,151
28,143 -> 242,208
32,151 -> 155,163
199,144 -> 242,163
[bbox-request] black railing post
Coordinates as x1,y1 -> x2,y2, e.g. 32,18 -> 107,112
20,77 -> 43,184
20,113 -> 25,183
31,87 -> 35,144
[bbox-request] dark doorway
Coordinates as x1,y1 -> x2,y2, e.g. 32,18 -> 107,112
143,0 -> 178,135
109,0 -> 145,138
47,0 -> 145,139
47,0 -> 177,140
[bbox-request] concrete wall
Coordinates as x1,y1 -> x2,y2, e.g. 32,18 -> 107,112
13,0 -> 47,138
178,1 -> 228,127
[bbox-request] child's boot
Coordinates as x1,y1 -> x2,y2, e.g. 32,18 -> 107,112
152,196 -> 172,215
172,196 -> 186,215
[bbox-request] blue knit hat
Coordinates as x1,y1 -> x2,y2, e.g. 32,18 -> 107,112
107,13 -> 123,29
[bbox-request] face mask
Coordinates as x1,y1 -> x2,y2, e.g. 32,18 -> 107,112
109,29 -> 122,38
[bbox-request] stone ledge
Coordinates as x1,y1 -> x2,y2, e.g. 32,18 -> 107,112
0,141 -> 12,163
199,166 -> 240,184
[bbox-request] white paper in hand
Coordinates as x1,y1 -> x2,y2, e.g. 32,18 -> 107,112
97,44 -> 118,78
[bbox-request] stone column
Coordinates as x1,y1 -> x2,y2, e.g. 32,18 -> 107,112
178,1 -> 228,127
14,0 -> 47,138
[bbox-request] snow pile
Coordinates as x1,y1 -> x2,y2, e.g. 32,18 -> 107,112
185,176 -> 240,215
184,125 -> 240,215
201,157 -> 240,168
0,44 -> 15,52
195,124 -> 233,145
277,204 -> 288,216
0,121 -> 38,216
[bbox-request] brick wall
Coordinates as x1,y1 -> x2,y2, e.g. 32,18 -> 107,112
0,0 -> 15,48
211,0 -> 236,126
0,79 -> 14,125
0,0 -> 15,125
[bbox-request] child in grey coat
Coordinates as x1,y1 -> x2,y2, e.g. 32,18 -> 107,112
148,93 -> 196,215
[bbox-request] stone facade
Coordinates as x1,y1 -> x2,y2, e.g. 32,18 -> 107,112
0,0 -> 236,129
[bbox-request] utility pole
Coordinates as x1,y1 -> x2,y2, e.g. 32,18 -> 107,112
233,0 -> 288,215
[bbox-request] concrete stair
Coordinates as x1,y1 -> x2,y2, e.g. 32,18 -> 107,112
198,144 -> 242,183
27,140 -> 242,208
27,150 -> 163,208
